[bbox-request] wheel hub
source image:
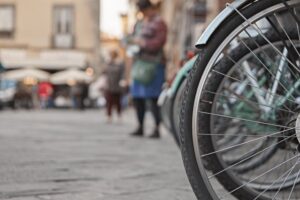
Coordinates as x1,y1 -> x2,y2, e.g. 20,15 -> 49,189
295,114 -> 300,144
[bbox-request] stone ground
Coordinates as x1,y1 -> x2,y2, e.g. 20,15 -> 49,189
0,109 -> 196,200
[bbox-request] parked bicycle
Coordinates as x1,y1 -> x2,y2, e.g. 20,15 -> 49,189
158,56 -> 196,146
180,0 -> 300,199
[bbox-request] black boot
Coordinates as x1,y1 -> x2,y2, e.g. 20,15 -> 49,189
130,127 -> 143,137
149,128 -> 160,139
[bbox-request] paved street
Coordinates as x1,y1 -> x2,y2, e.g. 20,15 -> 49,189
0,109 -> 195,200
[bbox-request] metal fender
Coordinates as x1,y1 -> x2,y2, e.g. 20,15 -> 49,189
196,0 -> 254,48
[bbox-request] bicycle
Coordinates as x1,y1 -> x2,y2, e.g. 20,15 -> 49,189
158,56 -> 196,146
180,0 -> 300,199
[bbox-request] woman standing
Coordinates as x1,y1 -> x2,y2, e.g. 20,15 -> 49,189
127,0 -> 167,138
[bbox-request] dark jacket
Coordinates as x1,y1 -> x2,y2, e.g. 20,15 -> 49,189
106,61 -> 124,94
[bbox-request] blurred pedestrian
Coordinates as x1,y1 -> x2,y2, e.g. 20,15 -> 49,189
126,0 -> 167,138
38,82 -> 53,109
13,82 -> 33,109
104,50 -> 124,123
70,81 -> 83,110
79,82 -> 89,110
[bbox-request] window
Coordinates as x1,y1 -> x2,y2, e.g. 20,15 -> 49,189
53,6 -> 74,48
0,5 -> 15,37
193,0 -> 207,23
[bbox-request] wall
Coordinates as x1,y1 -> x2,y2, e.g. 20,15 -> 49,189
0,0 -> 95,51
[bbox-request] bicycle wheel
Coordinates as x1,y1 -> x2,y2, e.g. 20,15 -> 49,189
180,0 -> 300,199
160,89 -> 173,131
170,78 -> 187,146
159,88 -> 181,145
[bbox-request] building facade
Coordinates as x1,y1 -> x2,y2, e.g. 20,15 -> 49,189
0,0 -> 100,72
161,0 -> 232,78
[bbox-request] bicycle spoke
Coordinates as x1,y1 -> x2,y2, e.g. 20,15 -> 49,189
240,39 -> 295,107
238,37 -> 297,102
240,25 -> 300,85
271,153 -> 297,199
200,127 -> 294,157
203,90 -> 296,115
199,111 -> 294,129
254,160 -> 298,200
198,132 -> 293,138
273,13 -> 300,58
211,67 -> 298,107
228,4 -> 300,76
226,53 -> 298,114
265,15 -> 300,71
287,164 -> 300,199
221,154 -> 299,199
208,134 -> 295,179
282,0 -> 300,27
239,21 -> 300,81
295,8 -> 300,41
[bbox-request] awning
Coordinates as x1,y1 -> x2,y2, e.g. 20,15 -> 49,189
0,49 -> 88,70
50,69 -> 93,85
3,68 -> 50,81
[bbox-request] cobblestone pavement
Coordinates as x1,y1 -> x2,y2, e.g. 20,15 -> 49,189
0,109 -> 196,200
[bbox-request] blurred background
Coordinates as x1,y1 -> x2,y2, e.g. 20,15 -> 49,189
0,0 -> 229,110
0,1 -> 231,199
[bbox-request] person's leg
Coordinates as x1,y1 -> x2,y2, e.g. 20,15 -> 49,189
79,96 -> 85,110
110,93 -> 120,121
131,98 -> 146,136
112,93 -> 123,123
150,98 -> 161,126
115,93 -> 122,117
105,92 -> 113,122
148,98 -> 161,138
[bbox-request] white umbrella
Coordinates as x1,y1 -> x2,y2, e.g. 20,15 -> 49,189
89,75 -> 108,99
50,69 -> 93,85
3,68 -> 50,81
